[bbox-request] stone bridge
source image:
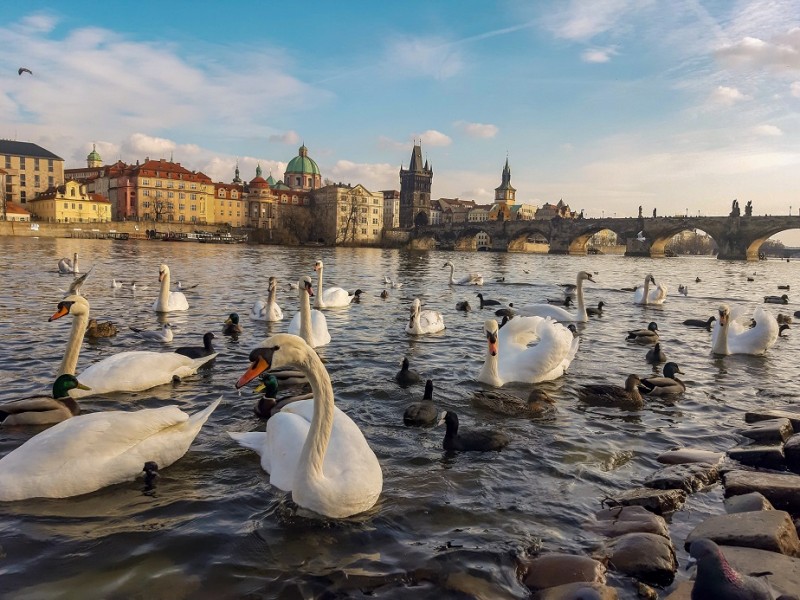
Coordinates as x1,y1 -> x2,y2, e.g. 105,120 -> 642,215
409,214 -> 800,261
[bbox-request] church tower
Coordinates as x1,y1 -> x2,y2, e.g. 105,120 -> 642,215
492,157 -> 516,221
86,144 -> 102,168
399,143 -> 433,228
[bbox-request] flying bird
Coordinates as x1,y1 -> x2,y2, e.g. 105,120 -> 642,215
18,67 -> 33,76
635,231 -> 647,242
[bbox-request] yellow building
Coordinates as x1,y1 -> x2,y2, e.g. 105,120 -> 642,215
0,140 -> 65,207
29,180 -> 111,223
213,182 -> 247,227
312,183 -> 384,245
133,158 -> 214,224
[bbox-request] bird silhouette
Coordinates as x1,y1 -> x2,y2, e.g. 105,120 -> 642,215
18,67 -> 33,76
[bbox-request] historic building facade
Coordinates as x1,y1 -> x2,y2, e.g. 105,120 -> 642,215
284,145 -> 322,191
132,159 -> 214,224
0,140 -> 64,207
214,182 -> 246,228
28,180 -> 111,223
399,144 -> 433,228
313,183 -> 384,245
382,190 -> 400,229
491,157 -> 516,221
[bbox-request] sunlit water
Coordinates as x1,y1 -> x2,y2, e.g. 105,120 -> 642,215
0,237 -> 798,599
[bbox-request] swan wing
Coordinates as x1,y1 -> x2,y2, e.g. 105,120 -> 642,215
728,307 -> 779,354
648,284 -> 668,304
322,287 -> 351,308
499,318 -> 576,383
168,291 -> 189,311
419,310 -> 445,333
288,312 -> 301,336
633,286 -> 645,304
515,303 -> 573,322
251,299 -> 267,320
310,309 -> 331,347
268,303 -> 284,321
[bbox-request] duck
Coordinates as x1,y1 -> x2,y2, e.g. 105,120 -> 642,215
349,289 -> 363,303
586,301 -> 605,317
475,293 -> 501,308
695,277 -> 701,283
174,332 -> 216,358
779,323 -> 791,337
747,277 -> 755,282
633,273 -> 667,305
85,318 -> 118,338
678,284 -> 688,296
223,313 -> 243,336
130,322 -> 174,343
395,357 -> 421,388
152,264 -> 189,312
578,375 -> 644,410
455,300 -> 471,312
777,313 -> 793,325
472,388 -> 555,419
405,298 -> 445,335
778,284 -> 790,290
495,304 -> 515,318
639,362 -> 685,396
252,374 -> 314,420
230,333 -> 383,519
516,271 -> 595,322
175,281 -> 198,290
313,259 -> 351,308
0,397 -> 220,501
477,317 -> 578,387
627,321 -> 659,344
683,316 -> 716,330
403,379 -> 439,427
711,305 -> 779,356
0,375 -> 90,426
111,278 -> 122,289
58,253 -> 79,274
439,411 -> 509,452
50,296 -> 216,398
443,260 -> 483,286
764,294 -> 789,304
250,276 -> 284,322
288,276 -> 331,348
380,290 -> 389,299
546,296 -> 573,307
645,342 -> 667,364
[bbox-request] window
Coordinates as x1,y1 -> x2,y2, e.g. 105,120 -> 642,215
4,156 -> 10,169
179,182 -> 185,189
64,202 -> 68,209
48,159 -> 53,173
72,203 -> 76,209
143,189 -> 150,196
70,188 -> 76,197
179,204 -> 185,210
155,181 -> 162,187
34,175 -> 40,188
361,228 -> 367,234
142,179 -> 149,185
93,205 -> 97,211
231,191 -> 237,199
20,174 -> 26,186
179,215 -> 185,222
191,205 -> 196,211
373,208 -> 378,214
190,183 -> 197,190
34,158 -> 40,171
218,189 -> 225,197
78,204 -> 83,210
20,157 -> 25,169
20,191 -> 26,203
190,194 -> 196,200
179,192 -> 185,199
167,182 -> 173,188
48,176 -> 54,187
168,192 -> 174,198
372,218 -> 378,224
228,211 -> 232,216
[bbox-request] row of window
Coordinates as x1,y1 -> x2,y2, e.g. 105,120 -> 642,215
3,156 -> 55,172
140,179 -> 200,190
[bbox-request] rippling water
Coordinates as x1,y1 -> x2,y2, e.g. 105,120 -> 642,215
0,236 -> 798,599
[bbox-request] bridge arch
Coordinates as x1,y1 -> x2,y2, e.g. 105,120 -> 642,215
566,225 -> 626,255
746,227 -> 800,261
506,224 -> 553,252
649,227 -> 720,258
454,227 -> 494,251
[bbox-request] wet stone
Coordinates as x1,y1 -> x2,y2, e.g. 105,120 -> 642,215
685,510 -> 800,556
655,448 -> 724,465
724,470 -> 800,515
728,445 -> 786,470
745,409 -> 800,433
587,505 -> 669,539
521,553 -> 606,591
643,462 -> 720,493
533,582 -> 619,600
785,434 -> 800,472
740,418 -> 794,444
601,532 -> 677,586
724,491 -> 775,514
605,487 -> 686,515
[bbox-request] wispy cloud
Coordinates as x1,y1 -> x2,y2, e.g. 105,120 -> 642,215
752,124 -> 783,137
415,130 -> 452,147
709,85 -> 748,106
328,160 -> 397,190
453,121 -> 498,138
269,130 -> 301,145
384,36 -> 463,79
581,47 -> 618,63
792,81 -> 800,97
544,0 -> 643,41
715,28 -> 800,73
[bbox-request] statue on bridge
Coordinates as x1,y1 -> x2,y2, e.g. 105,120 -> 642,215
652,208 -> 657,218
730,199 -> 740,217
745,200 -> 752,217
638,205 -> 643,218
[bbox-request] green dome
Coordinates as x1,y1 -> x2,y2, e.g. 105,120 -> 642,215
87,144 -> 101,162
285,145 -> 320,176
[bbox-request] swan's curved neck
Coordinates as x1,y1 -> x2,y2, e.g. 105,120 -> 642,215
712,319 -> 729,355
575,275 -> 587,320
59,310 -> 88,376
296,347 -> 335,481
268,283 -> 277,308
72,253 -> 79,274
641,277 -> 651,305
157,270 -> 170,310
478,344 -> 501,386
300,289 -> 313,344
314,267 -> 324,308
448,264 -> 455,284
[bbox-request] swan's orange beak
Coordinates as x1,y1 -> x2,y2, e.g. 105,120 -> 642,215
49,304 -> 70,321
486,332 -> 498,356
236,356 -> 269,389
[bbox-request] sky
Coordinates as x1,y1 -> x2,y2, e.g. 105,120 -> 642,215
1,1 -> 799,238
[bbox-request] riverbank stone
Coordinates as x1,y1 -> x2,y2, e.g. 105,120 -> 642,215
655,448 -> 724,465
586,505 -> 669,538
745,409 -> 800,432
741,418 -> 794,444
785,434 -> 800,472
685,510 -> 800,556
643,462 -> 720,493
533,582 -> 618,600
728,445 -> 786,470
724,470 -> 800,514
600,532 -> 677,586
724,491 -> 774,513
605,487 -> 686,515
521,553 -> 606,591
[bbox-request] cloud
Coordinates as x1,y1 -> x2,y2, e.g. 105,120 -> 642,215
581,47 -> 617,63
327,160 -> 398,191
709,85 -> 748,106
752,124 -> 783,137
384,36 -> 463,79
544,0 -> 642,41
377,136 -> 408,151
792,81 -> 800,97
121,133 -> 176,158
269,130 -> 300,145
715,28 -> 800,73
453,121 -> 498,138
415,130 -> 452,147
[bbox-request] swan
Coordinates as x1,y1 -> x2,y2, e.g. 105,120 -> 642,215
130,323 -> 173,343
313,259 -> 350,308
627,321 -> 659,344
516,271 -> 595,322
639,362 -> 685,396
633,274 -> 667,305
223,313 -> 242,335
111,278 -> 122,289
50,295 -> 217,398
251,277 -> 284,322
0,397 -> 220,501
477,317 -> 578,387
230,333 -> 382,519
403,380 -> 439,427
0,375 -> 90,426
443,261 -> 483,286
438,411 -> 509,452
85,319 -> 118,338
711,305 -> 779,356
58,253 -> 79,274
152,264 -> 189,312
578,375 -> 644,410
395,357 -> 420,387
174,332 -> 216,358
405,298 -> 445,335
288,276 -> 331,348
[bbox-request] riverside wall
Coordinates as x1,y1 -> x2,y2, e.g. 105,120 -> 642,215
0,220 -> 203,240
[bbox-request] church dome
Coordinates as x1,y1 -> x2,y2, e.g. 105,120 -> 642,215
285,145 -> 320,176
87,144 -> 102,166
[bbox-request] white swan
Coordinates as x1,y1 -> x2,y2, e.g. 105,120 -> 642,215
477,317 -> 578,387
111,278 -> 122,289
152,264 -> 189,312
0,397 -> 220,501
313,259 -> 351,308
711,305 -> 779,356
405,298 -> 445,335
634,273 -> 667,305
443,260 -> 483,286
58,253 -> 79,274
230,333 -> 382,518
516,271 -> 595,322
288,276 -> 331,348
251,276 -> 284,322
50,295 -> 217,398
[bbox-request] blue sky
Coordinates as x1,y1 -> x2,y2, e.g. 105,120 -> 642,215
1,1 -> 799,231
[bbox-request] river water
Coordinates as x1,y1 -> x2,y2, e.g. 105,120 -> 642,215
0,236 -> 797,599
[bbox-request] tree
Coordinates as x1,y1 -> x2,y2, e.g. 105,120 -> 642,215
276,205 -> 313,245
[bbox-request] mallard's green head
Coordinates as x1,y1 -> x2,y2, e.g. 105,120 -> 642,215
254,374 -> 279,398
225,312 -> 240,325
52,374 -> 90,399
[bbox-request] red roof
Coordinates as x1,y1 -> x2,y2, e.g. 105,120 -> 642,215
6,202 -> 30,215
90,193 -> 111,204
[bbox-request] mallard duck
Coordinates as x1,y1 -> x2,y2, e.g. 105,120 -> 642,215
380,290 -> 389,299
627,321 -> 659,344
223,312 -> 242,335
85,318 -> 118,338
764,294 -> 789,305
472,387 -> 555,419
639,362 -> 685,396
395,357 -> 421,388
0,375 -> 90,426
349,289 -> 363,303
578,375 -> 644,410
438,411 -> 509,451
252,374 -> 313,419
546,296 -> 573,307
403,380 -> 438,427
777,313 -> 792,325
683,316 -> 716,330
586,301 -> 605,317
645,342 -> 666,364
